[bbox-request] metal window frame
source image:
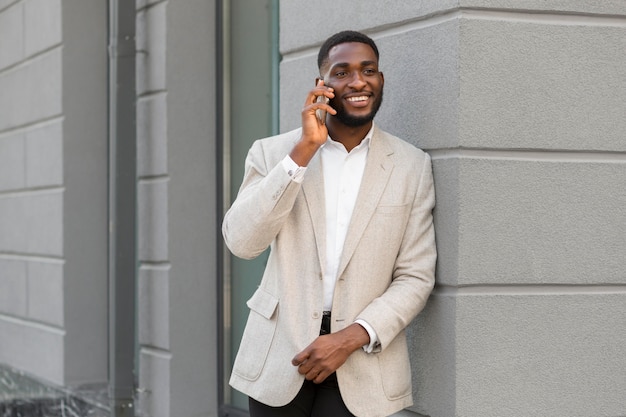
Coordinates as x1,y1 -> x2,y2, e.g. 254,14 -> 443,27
107,1 -> 137,416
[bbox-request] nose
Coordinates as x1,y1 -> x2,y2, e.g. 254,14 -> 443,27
347,72 -> 366,89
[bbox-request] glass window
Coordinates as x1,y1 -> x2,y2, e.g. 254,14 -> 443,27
218,0 -> 279,413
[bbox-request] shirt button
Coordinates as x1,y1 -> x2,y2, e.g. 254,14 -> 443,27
312,311 -> 320,319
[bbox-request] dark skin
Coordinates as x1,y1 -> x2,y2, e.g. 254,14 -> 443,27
290,42 -> 385,384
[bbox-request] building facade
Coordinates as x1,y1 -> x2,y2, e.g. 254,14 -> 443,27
0,1 -> 625,416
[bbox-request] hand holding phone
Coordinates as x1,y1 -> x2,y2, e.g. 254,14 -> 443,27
293,79 -> 334,166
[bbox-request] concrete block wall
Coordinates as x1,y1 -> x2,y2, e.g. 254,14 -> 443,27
0,0 -> 108,387
136,4 -> 171,415
136,0 -> 219,416
280,1 -> 626,416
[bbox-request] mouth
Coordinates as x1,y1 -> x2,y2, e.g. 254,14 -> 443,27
344,94 -> 371,108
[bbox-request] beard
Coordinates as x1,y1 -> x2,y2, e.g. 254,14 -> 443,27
332,90 -> 384,127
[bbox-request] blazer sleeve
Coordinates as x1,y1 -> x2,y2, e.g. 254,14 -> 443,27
356,152 -> 437,350
222,139 -> 302,260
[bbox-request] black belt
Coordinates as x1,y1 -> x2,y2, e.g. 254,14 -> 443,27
320,311 -> 331,335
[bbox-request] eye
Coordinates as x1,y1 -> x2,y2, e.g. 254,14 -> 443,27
363,68 -> 377,76
335,71 -> 348,78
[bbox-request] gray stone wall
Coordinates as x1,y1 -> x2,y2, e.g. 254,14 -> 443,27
0,0 -> 108,387
280,1 -> 626,416
136,1 -> 171,415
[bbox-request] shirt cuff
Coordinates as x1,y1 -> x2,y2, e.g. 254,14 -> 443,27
281,155 -> 306,183
354,319 -> 380,353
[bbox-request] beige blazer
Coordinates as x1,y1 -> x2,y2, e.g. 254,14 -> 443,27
222,126 -> 436,417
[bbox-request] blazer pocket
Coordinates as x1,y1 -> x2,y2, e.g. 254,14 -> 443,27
367,204 -> 411,254
246,286 -> 279,319
232,288 -> 279,381
375,203 -> 409,216
377,332 -> 412,400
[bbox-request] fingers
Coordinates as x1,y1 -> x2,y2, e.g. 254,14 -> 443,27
304,82 -> 335,110
292,351 -> 315,378
302,79 -> 335,127
302,94 -> 335,127
291,350 -> 308,367
306,368 -> 330,383
311,368 -> 331,384
293,357 -> 330,383
309,85 -> 334,105
291,341 -> 335,384
292,348 -> 321,381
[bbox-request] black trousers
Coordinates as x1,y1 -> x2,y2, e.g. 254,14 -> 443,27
248,312 -> 355,417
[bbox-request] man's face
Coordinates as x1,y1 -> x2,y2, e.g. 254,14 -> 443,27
320,42 -> 384,127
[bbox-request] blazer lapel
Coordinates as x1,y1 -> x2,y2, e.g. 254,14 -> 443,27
336,128 -> 394,279
301,152 -> 327,274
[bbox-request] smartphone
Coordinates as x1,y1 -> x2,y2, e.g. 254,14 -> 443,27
315,79 -> 329,124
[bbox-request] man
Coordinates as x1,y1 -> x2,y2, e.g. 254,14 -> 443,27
222,30 -> 436,417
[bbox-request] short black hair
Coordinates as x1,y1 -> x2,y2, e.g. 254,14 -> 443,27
317,30 -> 379,72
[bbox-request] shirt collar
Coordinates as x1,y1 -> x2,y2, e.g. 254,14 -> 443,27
324,122 -> 375,151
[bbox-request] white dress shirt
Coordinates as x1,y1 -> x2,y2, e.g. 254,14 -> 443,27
281,124 -> 379,352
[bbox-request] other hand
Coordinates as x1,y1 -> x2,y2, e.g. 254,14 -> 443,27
291,323 -> 369,384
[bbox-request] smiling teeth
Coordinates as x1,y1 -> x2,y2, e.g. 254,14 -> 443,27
347,96 -> 368,102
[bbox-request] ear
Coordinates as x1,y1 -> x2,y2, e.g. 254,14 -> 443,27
379,71 -> 384,85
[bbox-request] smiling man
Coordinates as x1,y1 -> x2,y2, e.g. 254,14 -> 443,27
222,30 -> 437,417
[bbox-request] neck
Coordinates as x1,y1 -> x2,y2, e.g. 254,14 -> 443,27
326,119 -> 373,152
